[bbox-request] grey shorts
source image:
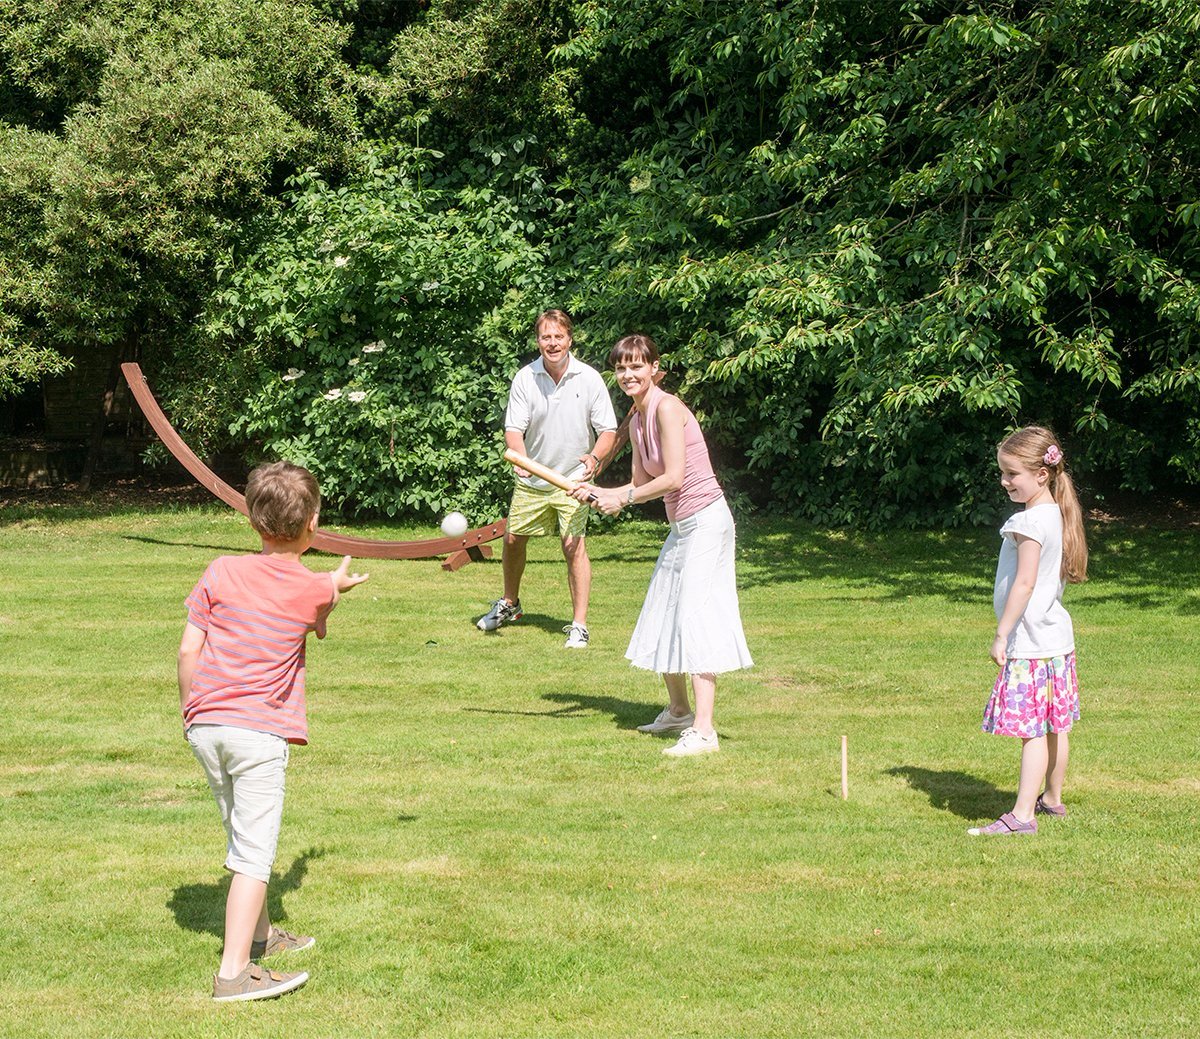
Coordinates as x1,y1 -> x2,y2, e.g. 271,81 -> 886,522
187,724 -> 289,883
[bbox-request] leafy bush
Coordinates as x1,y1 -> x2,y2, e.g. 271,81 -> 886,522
189,145 -> 562,521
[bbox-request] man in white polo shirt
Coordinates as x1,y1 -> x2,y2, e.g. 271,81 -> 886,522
477,310 -> 618,648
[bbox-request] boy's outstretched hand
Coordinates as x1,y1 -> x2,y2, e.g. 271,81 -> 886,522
316,556 -> 369,638
333,555 -> 370,593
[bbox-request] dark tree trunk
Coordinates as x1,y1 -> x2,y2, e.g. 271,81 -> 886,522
79,334 -> 135,491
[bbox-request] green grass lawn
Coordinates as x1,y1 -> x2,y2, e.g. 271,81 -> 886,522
1,498 -> 1197,1038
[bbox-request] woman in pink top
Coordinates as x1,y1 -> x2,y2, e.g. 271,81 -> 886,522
573,334 -> 753,756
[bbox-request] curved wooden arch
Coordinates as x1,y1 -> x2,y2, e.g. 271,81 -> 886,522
120,363 -> 505,565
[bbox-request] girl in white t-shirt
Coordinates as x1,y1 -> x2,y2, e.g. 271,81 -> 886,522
968,426 -> 1089,836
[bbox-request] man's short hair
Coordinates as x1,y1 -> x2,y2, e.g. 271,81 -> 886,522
536,309 -> 574,338
245,461 -> 320,541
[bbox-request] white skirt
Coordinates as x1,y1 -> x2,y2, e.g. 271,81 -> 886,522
625,497 -> 754,675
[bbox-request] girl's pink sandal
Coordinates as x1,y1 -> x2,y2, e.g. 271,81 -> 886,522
1035,794 -> 1067,817
967,811 -> 1037,836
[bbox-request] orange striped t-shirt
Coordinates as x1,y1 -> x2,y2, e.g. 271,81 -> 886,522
183,554 -> 336,745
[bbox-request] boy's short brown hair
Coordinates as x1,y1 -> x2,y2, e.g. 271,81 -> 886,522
245,461 -> 320,541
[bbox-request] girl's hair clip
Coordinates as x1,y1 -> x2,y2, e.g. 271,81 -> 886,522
1043,445 -> 1063,466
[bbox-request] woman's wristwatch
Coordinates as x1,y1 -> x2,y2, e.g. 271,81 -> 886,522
626,487 -> 635,507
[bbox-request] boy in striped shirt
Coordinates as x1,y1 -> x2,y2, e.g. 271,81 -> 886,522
178,461 -> 368,1002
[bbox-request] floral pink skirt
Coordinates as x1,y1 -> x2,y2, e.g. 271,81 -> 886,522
982,652 -> 1080,738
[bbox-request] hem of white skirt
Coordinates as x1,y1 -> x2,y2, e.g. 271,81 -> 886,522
626,656 -> 754,675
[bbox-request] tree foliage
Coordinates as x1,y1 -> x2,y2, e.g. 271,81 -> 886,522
551,0 -> 1200,522
182,143 -> 560,519
3,0 -> 1199,524
0,0 -> 357,386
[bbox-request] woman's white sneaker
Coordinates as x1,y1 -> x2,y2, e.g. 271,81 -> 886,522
663,727 -> 719,756
637,708 -> 695,734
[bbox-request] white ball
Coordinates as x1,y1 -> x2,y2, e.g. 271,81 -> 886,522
440,511 -> 469,537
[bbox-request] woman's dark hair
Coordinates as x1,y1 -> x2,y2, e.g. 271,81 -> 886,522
609,333 -> 659,368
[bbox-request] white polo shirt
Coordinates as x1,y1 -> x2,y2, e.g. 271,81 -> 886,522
504,353 -> 617,490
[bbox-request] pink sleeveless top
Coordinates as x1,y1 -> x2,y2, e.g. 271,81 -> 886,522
631,385 -> 724,522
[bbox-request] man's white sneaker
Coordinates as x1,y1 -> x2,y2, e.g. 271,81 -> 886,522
477,598 -> 522,631
637,708 -> 695,734
562,623 -> 589,649
663,727 -> 719,756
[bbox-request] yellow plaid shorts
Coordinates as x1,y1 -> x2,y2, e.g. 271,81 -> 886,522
507,481 -> 590,538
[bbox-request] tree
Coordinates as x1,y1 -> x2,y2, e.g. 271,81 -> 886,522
554,0 -> 1200,522
0,0 -> 358,396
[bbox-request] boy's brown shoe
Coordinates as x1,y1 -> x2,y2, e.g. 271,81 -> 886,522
251,925 -> 315,960
212,963 -> 308,1002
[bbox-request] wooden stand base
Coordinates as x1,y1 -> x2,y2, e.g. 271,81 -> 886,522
441,544 -> 494,571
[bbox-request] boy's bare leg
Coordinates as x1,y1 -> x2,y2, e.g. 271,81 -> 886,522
1042,731 -> 1069,807
219,873 -> 268,978
255,895 -> 270,943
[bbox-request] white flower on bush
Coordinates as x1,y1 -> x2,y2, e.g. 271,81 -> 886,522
316,239 -> 334,254
340,312 -> 357,324
281,368 -> 305,382
348,390 -> 368,404
323,388 -> 343,401
420,280 -> 441,292
348,357 -> 360,367
333,255 -> 350,267
362,340 -> 386,353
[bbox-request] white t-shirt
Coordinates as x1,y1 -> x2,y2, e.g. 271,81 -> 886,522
993,503 -> 1075,658
504,354 -> 617,490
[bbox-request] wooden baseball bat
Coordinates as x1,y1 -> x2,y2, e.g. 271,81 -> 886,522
502,448 -> 597,502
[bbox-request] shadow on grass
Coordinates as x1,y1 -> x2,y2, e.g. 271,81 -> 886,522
737,523 -> 993,601
586,547 -> 662,566
734,518 -> 1200,613
510,611 -> 571,636
168,847 -> 325,941
886,766 -> 1011,820
122,533 -> 248,553
1080,524 -> 1200,610
462,691 -> 656,731
543,691 -> 658,730
472,611 -> 574,637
